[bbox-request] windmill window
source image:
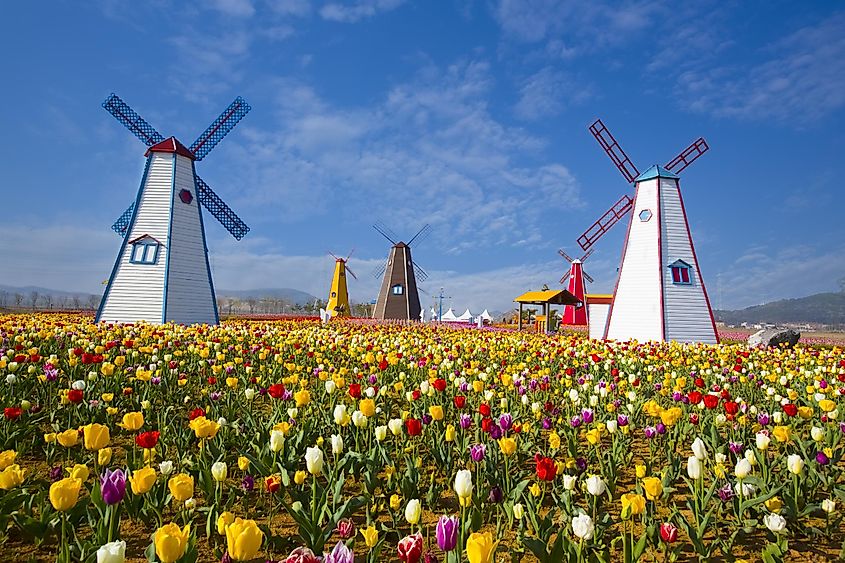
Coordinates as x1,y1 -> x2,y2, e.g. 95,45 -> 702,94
668,260 -> 692,285
129,238 -> 160,265
639,209 -> 653,222
391,284 -> 404,295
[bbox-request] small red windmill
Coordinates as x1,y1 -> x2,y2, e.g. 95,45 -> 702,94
558,248 -> 594,326
578,118 -> 718,343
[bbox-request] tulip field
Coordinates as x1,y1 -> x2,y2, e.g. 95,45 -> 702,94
1,314 -> 845,562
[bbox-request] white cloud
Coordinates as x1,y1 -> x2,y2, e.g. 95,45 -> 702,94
673,12 -> 845,123
320,0 -> 405,23
268,0 -> 312,17
209,0 -> 255,17
514,66 -> 591,120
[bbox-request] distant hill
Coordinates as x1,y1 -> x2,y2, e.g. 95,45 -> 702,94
716,292 -> 845,327
217,288 -> 318,306
0,284 -> 100,309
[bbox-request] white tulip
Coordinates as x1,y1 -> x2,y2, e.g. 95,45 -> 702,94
454,470 -> 473,500
404,498 -> 421,524
691,437 -> 708,460
687,456 -> 701,480
562,475 -> 577,491
287,408 -> 298,419
5,374 -> 16,384
605,420 -> 618,434
96,540 -> 126,563
755,432 -> 770,450
811,426 -> 825,442
764,513 -> 787,533
331,434 -> 344,456
244,388 -> 255,401
715,453 -> 727,465
585,475 -> 606,497
269,430 -> 285,453
352,410 -> 367,428
159,461 -> 174,476
305,446 -> 324,475
734,481 -> 756,498
734,459 -> 752,479
513,503 -> 525,520
184,497 -> 196,510
333,404 -> 349,426
571,513 -> 595,540
211,461 -> 227,482
773,411 -> 783,424
786,454 -> 804,475
388,418 -> 403,436
822,499 -> 836,514
72,380 -> 86,391
325,380 -> 336,394
375,425 -> 388,442
744,449 -> 757,466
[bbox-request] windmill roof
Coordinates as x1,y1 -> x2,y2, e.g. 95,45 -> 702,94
146,136 -> 196,160
635,164 -> 678,182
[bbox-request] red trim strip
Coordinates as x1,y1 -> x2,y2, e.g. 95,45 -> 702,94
657,179 -> 666,341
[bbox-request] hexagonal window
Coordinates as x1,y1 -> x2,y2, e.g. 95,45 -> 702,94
638,209 -> 652,222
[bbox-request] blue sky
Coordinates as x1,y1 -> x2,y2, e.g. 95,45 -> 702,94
2,0 -> 844,312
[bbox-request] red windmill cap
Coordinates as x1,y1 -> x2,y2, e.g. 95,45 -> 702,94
145,136 -> 195,160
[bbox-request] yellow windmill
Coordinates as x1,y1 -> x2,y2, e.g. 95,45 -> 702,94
326,250 -> 357,318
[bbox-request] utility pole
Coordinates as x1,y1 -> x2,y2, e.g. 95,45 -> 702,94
436,287 -> 451,321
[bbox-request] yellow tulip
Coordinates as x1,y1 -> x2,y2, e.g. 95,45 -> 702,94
154,523 -> 191,563
659,407 -> 682,427
641,477 -> 662,501
389,494 -> 401,510
0,464 -> 26,490
83,423 -> 110,451
772,426 -> 791,443
238,456 -> 250,471
429,405 -> 444,421
585,427 -> 602,445
529,483 -> 541,498
621,493 -> 646,519
294,470 -> 307,485
635,464 -> 646,479
168,473 -> 194,502
67,464 -> 89,482
130,466 -> 157,495
226,377 -> 238,388
217,511 -> 235,535
818,399 -> 835,412
466,531 -> 498,563
189,416 -> 220,439
445,424 -> 456,442
57,429 -> 79,448
359,398 -> 376,418
498,437 -> 517,456
50,477 -> 81,511
294,389 -> 311,407
0,450 -> 17,470
765,496 -> 783,512
98,447 -> 113,466
361,525 -> 378,548
226,517 -> 264,561
44,432 -> 57,444
797,406 -> 813,420
121,412 -> 144,431
548,432 -> 561,450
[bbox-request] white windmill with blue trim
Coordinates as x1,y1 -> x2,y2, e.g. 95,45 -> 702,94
96,94 -> 251,325
577,119 -> 718,344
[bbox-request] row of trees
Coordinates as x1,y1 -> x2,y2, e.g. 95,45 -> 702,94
216,296 -> 373,317
0,290 -> 100,311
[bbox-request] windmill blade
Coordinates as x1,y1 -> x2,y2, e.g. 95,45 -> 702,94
102,93 -> 165,147
583,270 -> 595,284
408,223 -> 432,247
589,119 -> 640,184
579,247 -> 595,263
372,260 -> 387,279
189,97 -> 252,161
373,222 -> 397,245
665,137 -> 709,174
576,194 -> 634,252
413,261 -> 429,282
418,286 -> 430,296
111,202 -> 135,236
345,265 -> 358,280
559,272 -> 571,285
345,248 -> 355,261
195,176 -> 250,240
558,249 -> 575,263
329,252 -> 341,261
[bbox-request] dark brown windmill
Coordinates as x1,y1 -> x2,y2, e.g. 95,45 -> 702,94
372,222 -> 431,321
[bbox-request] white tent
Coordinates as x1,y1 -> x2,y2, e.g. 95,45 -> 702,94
480,309 -> 492,321
440,308 -> 458,321
457,308 -> 474,322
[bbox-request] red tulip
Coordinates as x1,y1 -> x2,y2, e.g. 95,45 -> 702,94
398,533 -> 423,563
433,378 -> 447,392
688,391 -> 702,405
348,384 -> 362,399
702,394 -> 719,409
479,403 -> 491,418
660,523 -> 678,543
189,407 -> 206,420
67,389 -> 84,404
783,403 -> 798,417
406,418 -> 422,436
454,396 -> 466,409
135,430 -> 160,449
536,456 -> 557,481
268,383 -> 285,399
4,407 -> 22,420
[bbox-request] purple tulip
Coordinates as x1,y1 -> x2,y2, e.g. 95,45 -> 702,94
617,414 -> 629,427
672,391 -> 683,402
757,413 -> 770,426
729,441 -> 744,455
575,457 -> 587,473
487,486 -> 503,504
542,418 -> 552,430
424,552 -> 440,563
489,425 -> 502,440
241,474 -> 254,492
499,413 -> 513,431
816,451 -> 830,465
656,422 -> 666,435
422,414 -> 433,425
324,541 -> 353,563
49,465 -> 63,482
570,415 -> 582,428
717,483 -> 734,502
839,422 -> 845,434
100,468 -> 127,505
436,515 -> 458,551
581,409 -> 594,424
470,443 -> 486,462
459,414 -> 472,429
819,379 -> 828,389
644,426 -> 657,439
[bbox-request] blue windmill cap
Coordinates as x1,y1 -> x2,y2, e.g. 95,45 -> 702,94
635,164 -> 679,182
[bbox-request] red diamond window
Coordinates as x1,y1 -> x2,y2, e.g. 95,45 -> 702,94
179,189 -> 193,204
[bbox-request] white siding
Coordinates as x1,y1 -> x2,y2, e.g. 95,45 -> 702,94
659,179 -> 717,343
99,154 -> 174,323
588,304 -> 610,340
163,156 -> 217,325
605,179 -> 663,342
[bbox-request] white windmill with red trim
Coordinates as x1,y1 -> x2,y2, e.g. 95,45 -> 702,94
578,118 -> 718,344
558,247 -> 594,326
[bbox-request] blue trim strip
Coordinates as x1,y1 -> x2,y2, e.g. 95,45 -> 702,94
95,157 -> 153,322
161,154 -> 177,323
193,160 -> 220,324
